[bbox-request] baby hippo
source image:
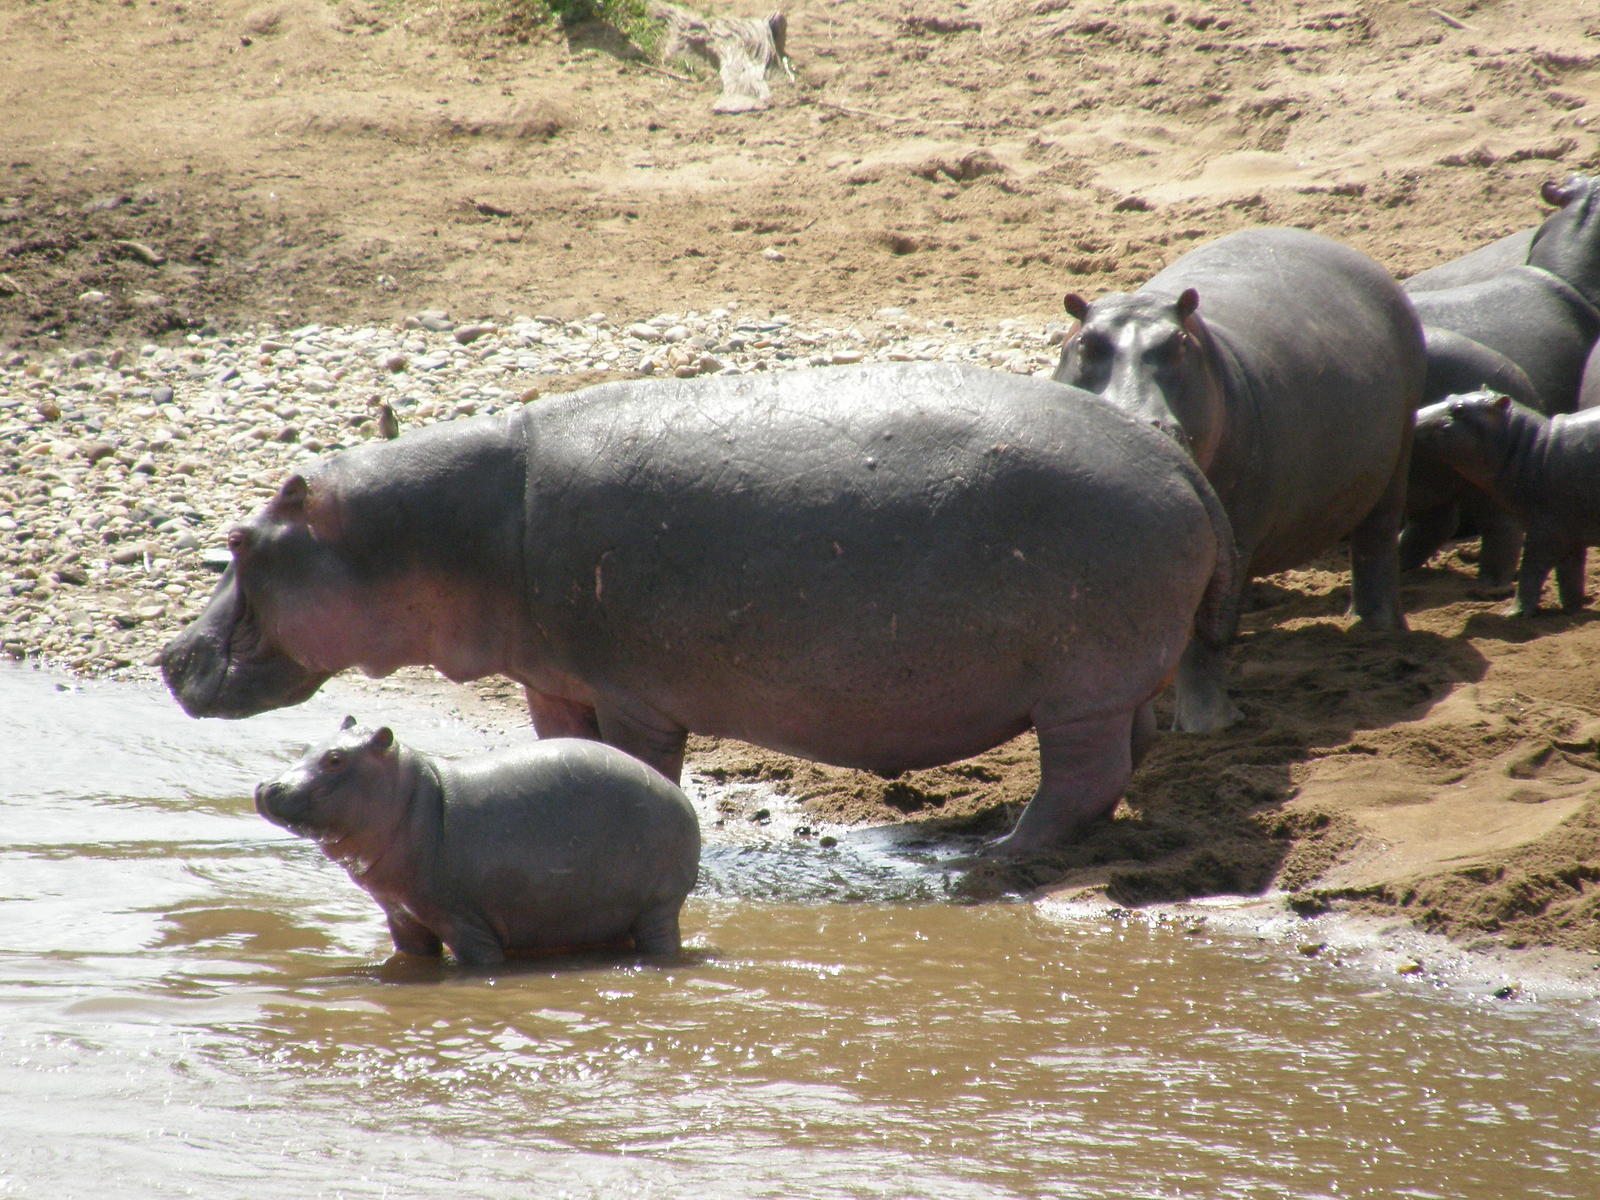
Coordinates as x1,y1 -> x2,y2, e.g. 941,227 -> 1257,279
255,718 -> 701,964
1414,390 -> 1600,616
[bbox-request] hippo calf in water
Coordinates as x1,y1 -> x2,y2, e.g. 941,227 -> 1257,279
162,361 -> 1237,855
1414,391 -> 1600,617
256,719 -> 701,963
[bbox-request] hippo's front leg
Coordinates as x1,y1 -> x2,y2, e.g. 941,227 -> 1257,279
595,702 -> 690,785
1469,501 -> 1524,590
525,687 -> 602,740
1398,501 -> 1461,574
1555,545 -> 1588,612
990,707 -> 1136,855
1512,536 -> 1558,616
384,909 -> 443,958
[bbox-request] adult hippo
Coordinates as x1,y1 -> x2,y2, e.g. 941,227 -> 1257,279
163,362 -> 1238,855
1405,175 -> 1600,412
1401,175 -> 1597,295
256,719 -> 701,963
1054,226 -> 1424,733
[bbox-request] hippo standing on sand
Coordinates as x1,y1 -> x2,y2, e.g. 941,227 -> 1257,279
256,718 -> 701,963
164,362 -> 1238,855
1399,176 -> 1600,582
1414,391 -> 1600,617
1053,226 -> 1424,733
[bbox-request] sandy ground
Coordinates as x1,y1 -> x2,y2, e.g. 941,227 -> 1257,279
4,0 -> 1600,960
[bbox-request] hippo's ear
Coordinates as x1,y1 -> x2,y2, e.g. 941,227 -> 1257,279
1175,288 -> 1200,319
367,726 -> 395,753
1541,178 -> 1579,208
1062,293 -> 1090,322
341,714 -> 358,730
1492,393 -> 1513,416
270,474 -> 309,518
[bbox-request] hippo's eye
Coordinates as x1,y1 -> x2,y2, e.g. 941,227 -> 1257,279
1076,332 -> 1112,359
321,750 -> 346,770
227,527 -> 251,555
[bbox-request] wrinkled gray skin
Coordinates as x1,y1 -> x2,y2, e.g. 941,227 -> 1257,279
1054,226 -> 1424,733
1414,391 -> 1600,616
256,719 -> 701,963
1580,340 -> 1600,411
164,362 -> 1238,855
1400,176 -> 1600,583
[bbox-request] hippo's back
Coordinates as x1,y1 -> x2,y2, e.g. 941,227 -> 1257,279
440,738 -> 700,906
515,363 -> 1227,771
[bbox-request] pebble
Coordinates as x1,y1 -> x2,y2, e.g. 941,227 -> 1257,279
0,304 -> 1062,679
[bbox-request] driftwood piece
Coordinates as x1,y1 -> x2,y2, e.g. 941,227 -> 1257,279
648,2 -> 790,113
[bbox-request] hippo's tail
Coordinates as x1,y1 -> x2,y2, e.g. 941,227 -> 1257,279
1189,467 -> 1241,652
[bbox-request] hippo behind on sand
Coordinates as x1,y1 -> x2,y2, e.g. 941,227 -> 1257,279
1405,175 -> 1600,413
164,362 -> 1239,855
1401,174 -> 1598,296
1414,390 -> 1600,617
256,719 -> 701,963
1053,226 -> 1424,733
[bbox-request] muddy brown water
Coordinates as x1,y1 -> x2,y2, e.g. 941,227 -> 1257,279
3,663 -> 1598,1199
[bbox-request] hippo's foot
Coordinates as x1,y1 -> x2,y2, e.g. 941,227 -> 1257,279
1170,638 -> 1242,734
988,708 -> 1134,855
630,905 -> 684,957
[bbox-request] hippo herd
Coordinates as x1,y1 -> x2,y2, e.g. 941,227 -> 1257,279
161,175 -> 1600,966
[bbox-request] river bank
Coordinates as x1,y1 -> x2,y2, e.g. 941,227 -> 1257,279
4,307 -> 1599,972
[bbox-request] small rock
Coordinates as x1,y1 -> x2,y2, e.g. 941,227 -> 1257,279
1396,959 -> 1425,976
110,544 -> 149,566
36,399 -> 62,421
408,310 -> 454,333
761,247 -> 787,262
453,323 -> 494,345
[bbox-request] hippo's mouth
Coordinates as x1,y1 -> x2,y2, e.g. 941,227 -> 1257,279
162,581 -> 330,719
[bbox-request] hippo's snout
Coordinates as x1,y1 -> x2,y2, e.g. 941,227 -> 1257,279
255,778 -> 305,828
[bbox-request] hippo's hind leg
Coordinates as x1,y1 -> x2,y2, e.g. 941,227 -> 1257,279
1347,446 -> 1410,632
630,904 -> 683,956
990,705 -> 1136,855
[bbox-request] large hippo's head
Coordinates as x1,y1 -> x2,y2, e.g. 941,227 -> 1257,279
1528,174 -> 1600,301
255,717 -> 404,847
1412,390 -> 1524,493
1053,289 -> 1226,469
160,473 -> 342,718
